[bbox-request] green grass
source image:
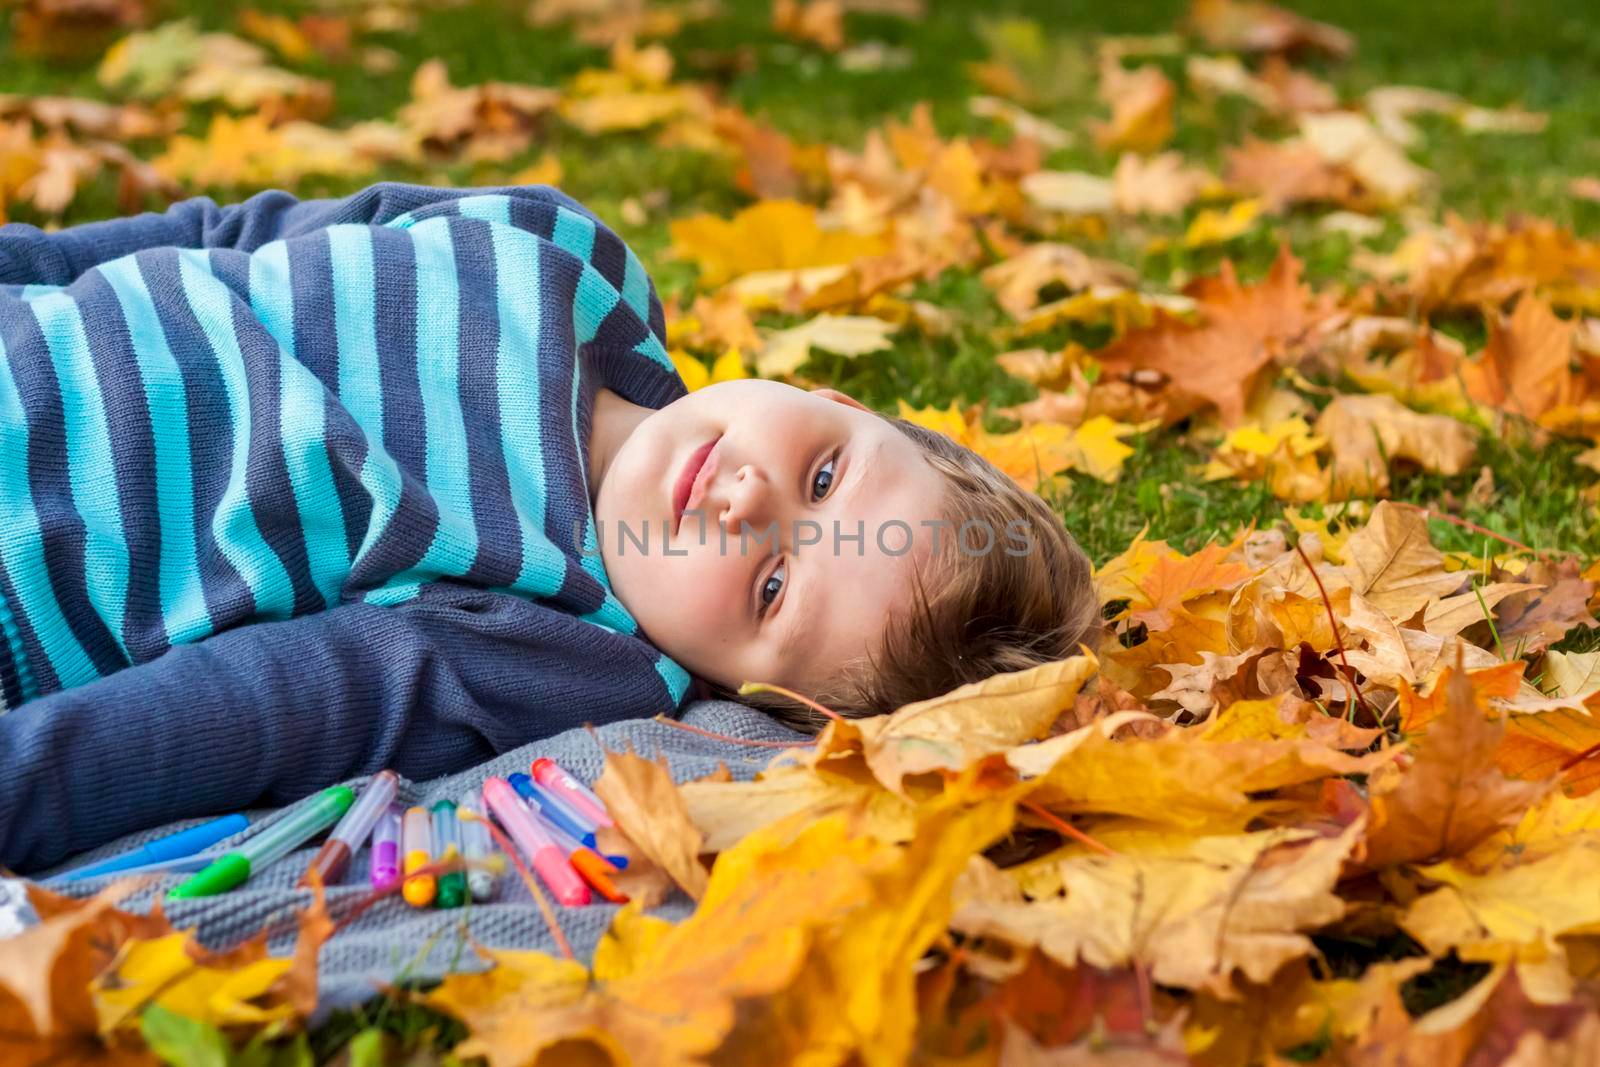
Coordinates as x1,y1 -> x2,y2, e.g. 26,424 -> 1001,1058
5,0 -> 1600,1059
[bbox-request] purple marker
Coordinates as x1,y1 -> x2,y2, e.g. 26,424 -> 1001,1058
369,804 -> 403,892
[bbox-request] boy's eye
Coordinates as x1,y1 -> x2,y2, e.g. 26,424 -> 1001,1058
758,559 -> 786,618
810,456 -> 837,502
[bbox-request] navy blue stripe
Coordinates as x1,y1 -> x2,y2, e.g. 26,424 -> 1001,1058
0,560 -> 25,709
589,228 -> 629,295
536,242 -> 607,616
148,251 -> 258,625
449,221 -> 523,588
0,558 -> 46,698
77,270 -> 169,663
506,198 -> 558,243
147,250 -> 323,621
288,231 -> 367,566
365,226 -> 436,576
206,248 -> 251,299
0,299 -> 127,681
590,297 -> 652,355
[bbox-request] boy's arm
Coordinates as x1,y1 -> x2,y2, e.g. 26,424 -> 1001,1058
0,585 -> 680,874
0,181 -> 584,286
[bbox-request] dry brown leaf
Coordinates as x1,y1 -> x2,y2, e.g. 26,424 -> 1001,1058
1091,61 -> 1175,153
1365,650 -> 1553,868
1093,246 -> 1336,426
1189,0 -> 1354,58
954,822 -> 1362,996
1339,500 -> 1469,621
980,243 -> 1136,319
863,652 -> 1100,793
1111,150 -> 1211,215
1314,392 -> 1477,498
593,744 -> 710,901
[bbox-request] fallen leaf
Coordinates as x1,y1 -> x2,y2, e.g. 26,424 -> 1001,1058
1365,649 -> 1552,868
1094,246 -> 1336,426
756,313 -> 898,377
594,744 -> 710,900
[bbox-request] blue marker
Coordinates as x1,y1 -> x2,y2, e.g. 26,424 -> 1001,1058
51,814 -> 250,884
507,773 -> 596,848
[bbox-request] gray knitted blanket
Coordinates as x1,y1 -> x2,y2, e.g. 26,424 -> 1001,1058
28,700 -> 807,1012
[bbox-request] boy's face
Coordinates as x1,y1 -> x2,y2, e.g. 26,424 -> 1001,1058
594,379 -> 946,699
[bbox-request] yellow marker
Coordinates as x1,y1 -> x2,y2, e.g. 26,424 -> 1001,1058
401,805 -> 436,907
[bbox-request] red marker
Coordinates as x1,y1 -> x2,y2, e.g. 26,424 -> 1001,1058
529,758 -> 613,829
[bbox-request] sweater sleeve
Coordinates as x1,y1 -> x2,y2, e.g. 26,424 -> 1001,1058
0,181 -> 590,286
0,584 -> 682,874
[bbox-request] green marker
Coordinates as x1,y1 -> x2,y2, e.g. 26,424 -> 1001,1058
432,800 -> 467,909
169,786 -> 355,900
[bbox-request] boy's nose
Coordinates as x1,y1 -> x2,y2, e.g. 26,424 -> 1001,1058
716,464 -> 774,532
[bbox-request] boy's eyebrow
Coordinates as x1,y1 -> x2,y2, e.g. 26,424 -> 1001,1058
775,436 -> 881,669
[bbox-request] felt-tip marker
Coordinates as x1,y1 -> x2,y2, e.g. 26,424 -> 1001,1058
370,805 -> 402,892
530,758 -> 613,829
169,788 -> 353,899
507,772 -> 596,846
482,777 -> 590,906
432,800 -> 466,909
457,789 -> 497,902
301,770 -> 398,888
401,805 -> 436,907
53,814 -> 249,884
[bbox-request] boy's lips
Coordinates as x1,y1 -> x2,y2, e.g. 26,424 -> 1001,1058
672,435 -> 721,532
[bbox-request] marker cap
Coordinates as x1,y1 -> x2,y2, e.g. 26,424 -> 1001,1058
168,853 -> 251,900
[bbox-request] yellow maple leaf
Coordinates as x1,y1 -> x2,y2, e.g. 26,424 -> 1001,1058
1184,197 -> 1265,247
669,199 -> 891,288
756,313 -> 898,377
92,933 -> 295,1031
671,347 -> 749,391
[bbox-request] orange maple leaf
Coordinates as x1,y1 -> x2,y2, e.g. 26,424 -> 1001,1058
1093,246 -> 1336,426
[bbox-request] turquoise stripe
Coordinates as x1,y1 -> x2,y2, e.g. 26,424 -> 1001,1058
552,207 -> 596,261
0,332 -> 98,689
361,581 -> 422,607
329,227 -> 383,439
248,241 -> 295,354
572,264 -> 619,345
249,241 -> 346,609
654,652 -> 691,704
173,252 -> 298,620
349,447 -> 405,574
405,222 -> 478,580
633,332 -> 680,376
276,353 -> 347,608
98,258 -> 215,645
0,563 -> 39,701
620,250 -> 651,322
488,224 -> 568,598
30,293 -> 130,660
21,284 -> 60,299
326,227 -> 405,576
457,195 -> 512,225
386,209 -> 421,229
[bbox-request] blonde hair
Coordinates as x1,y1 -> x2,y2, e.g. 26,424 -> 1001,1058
715,415 -> 1102,733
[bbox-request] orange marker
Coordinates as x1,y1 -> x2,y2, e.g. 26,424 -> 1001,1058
535,810 -> 627,904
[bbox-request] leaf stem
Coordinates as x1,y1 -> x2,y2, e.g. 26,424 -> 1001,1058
1020,800 -> 1116,857
737,680 -> 846,722
1294,539 -> 1378,724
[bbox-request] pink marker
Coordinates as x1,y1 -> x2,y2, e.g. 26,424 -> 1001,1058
482,777 -> 591,906
529,758 -> 613,829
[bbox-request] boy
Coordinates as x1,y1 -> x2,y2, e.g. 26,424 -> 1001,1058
0,183 -> 1097,873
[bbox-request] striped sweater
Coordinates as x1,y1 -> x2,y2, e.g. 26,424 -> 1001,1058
0,183 -> 692,872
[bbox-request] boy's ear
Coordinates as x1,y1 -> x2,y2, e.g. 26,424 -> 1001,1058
810,387 -> 870,412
